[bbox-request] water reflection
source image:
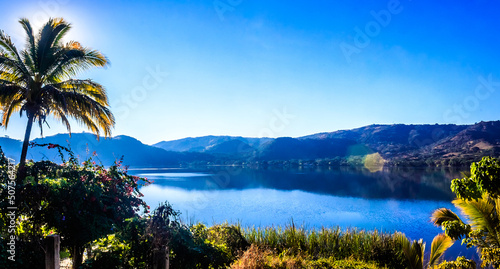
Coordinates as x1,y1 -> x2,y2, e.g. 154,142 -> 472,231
130,166 -> 465,201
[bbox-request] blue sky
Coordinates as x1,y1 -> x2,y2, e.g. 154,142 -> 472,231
1,0 -> 500,144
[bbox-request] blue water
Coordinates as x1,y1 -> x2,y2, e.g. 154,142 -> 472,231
130,166 -> 477,261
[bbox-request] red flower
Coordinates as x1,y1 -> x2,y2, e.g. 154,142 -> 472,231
47,143 -> 57,149
126,187 -> 133,194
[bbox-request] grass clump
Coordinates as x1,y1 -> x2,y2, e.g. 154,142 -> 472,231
241,224 -> 404,268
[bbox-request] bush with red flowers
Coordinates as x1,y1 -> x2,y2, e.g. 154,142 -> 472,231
15,143 -> 151,268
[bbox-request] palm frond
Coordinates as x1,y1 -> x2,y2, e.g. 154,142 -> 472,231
36,18 -> 72,74
0,30 -> 31,81
57,79 -> 109,104
454,196 -> 496,232
52,19 -> 71,46
0,30 -> 20,61
0,55 -> 28,83
18,18 -> 37,68
0,85 -> 24,102
20,50 -> 35,76
42,82 -> 114,137
431,208 -> 463,226
395,232 -> 425,269
44,43 -> 109,83
1,95 -> 23,127
0,68 -> 25,85
428,233 -> 454,267
50,106 -> 71,133
453,196 -> 500,246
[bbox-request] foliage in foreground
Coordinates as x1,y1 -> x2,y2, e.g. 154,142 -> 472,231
242,224 -> 405,268
83,209 -> 249,269
431,156 -> 500,268
0,145 -> 150,268
231,244 -> 383,269
435,256 -> 476,269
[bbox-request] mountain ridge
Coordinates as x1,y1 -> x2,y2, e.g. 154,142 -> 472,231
1,121 -> 499,167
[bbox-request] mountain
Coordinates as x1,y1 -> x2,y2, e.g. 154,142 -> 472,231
256,137 -> 357,161
0,136 -> 22,161
302,124 -> 468,158
0,133 -> 213,167
2,121 -> 500,167
417,121 -> 500,160
204,139 -> 255,156
154,136 -> 271,153
151,121 -> 500,165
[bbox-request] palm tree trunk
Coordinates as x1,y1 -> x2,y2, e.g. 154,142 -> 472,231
18,114 -> 34,181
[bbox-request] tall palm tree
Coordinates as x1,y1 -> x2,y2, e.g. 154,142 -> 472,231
0,18 -> 114,175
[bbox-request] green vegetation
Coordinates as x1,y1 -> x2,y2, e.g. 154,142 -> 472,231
431,156 -> 500,268
1,147 -> 495,268
231,244 -> 383,269
0,145 -> 149,268
242,225 -> 405,268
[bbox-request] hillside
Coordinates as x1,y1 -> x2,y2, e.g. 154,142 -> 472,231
256,137 -> 357,161
302,124 -> 468,158
154,136 -> 271,153
151,121 -> 500,165
0,133 -> 213,167
2,121 -> 500,167
408,121 -> 500,164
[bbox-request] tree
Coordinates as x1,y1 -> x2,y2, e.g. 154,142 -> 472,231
0,18 -> 114,177
431,156 -> 500,268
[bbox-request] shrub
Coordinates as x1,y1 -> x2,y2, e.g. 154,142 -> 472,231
82,204 -> 249,269
307,258 -> 382,269
0,144 -> 150,268
436,256 -> 476,269
231,244 -> 383,269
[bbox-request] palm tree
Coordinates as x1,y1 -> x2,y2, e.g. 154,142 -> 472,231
0,18 -> 114,176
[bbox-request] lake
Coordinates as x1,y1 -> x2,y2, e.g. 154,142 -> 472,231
130,166 -> 476,260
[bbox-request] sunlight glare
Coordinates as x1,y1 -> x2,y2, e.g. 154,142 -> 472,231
364,153 -> 385,173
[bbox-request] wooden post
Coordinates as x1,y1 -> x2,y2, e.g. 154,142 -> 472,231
153,246 -> 169,269
45,235 -> 60,269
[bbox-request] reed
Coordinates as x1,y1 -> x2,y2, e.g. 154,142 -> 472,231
240,224 -> 405,268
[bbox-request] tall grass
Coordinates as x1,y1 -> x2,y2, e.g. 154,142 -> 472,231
240,223 -> 405,268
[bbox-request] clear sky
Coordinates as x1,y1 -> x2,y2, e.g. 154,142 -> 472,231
1,0 -> 500,144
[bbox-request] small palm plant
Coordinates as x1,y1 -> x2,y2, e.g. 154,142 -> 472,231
0,18 -> 114,177
395,232 -> 460,269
